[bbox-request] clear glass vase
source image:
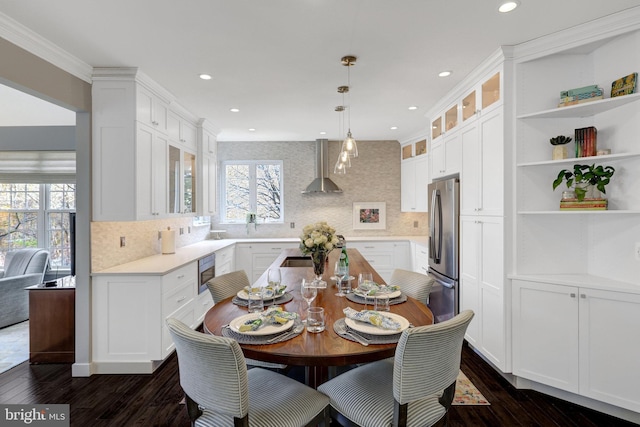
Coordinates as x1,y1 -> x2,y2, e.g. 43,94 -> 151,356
310,251 -> 327,288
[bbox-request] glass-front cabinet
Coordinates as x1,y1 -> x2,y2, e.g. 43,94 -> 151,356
168,145 -> 197,214
482,72 -> 500,110
445,104 -> 458,132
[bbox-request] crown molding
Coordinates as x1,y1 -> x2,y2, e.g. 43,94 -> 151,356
514,6 -> 640,63
0,11 -> 93,83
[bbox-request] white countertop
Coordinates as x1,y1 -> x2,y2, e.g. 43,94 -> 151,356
92,236 -> 428,276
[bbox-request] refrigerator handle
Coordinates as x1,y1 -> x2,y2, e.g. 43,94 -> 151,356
434,190 -> 442,263
429,189 -> 437,257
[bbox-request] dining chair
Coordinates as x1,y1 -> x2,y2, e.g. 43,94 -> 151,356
317,310 -> 474,427
206,270 -> 287,370
389,268 -> 435,307
167,318 -> 330,427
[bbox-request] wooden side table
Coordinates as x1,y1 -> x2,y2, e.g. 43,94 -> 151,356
26,276 -> 75,363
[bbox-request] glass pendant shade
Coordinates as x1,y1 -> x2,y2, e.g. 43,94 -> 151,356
334,156 -> 347,174
342,130 -> 358,158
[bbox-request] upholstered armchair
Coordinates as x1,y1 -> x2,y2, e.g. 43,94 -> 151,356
0,248 -> 50,328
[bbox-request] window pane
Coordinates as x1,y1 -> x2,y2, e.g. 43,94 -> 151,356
48,212 -> 72,268
48,184 -> 76,210
0,211 -> 39,254
0,183 -> 39,210
256,164 -> 282,222
225,164 -> 250,221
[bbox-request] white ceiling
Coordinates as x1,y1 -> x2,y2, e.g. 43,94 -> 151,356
1,1 -> 639,142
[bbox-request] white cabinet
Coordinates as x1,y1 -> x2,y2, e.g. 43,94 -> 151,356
460,215 -> 508,371
412,242 -> 429,275
235,242 -> 299,283
513,279 -> 640,412
137,85 -> 169,134
460,108 -> 504,216
349,241 -> 411,283
215,245 -> 235,277
401,155 -> 429,212
168,110 -> 197,151
92,73 -> 172,221
92,262 -> 197,373
430,129 -> 461,180
168,145 -> 197,215
198,124 -> 218,216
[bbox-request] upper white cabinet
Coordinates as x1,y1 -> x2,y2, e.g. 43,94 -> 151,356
430,105 -> 462,180
92,69 -> 173,221
168,145 -> 197,215
168,110 -> 197,151
198,121 -> 218,217
400,139 -> 429,212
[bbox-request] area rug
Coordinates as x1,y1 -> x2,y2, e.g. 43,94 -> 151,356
0,321 -> 29,374
453,370 -> 490,405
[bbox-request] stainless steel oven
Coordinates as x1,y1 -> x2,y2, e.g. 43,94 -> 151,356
198,253 -> 215,294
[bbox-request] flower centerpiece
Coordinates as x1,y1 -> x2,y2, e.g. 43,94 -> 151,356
299,221 -> 339,288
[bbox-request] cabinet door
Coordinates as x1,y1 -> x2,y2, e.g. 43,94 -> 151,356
460,122 -> 480,215
401,159 -> 416,212
202,155 -> 217,216
136,125 -> 167,219
183,151 -> 196,214
137,87 -> 168,132
431,141 -> 444,179
459,217 -> 479,346
234,244 -> 253,280
414,155 -> 429,211
579,289 -> 640,412
512,280 -> 579,393
444,129 -> 461,177
479,109 -> 503,216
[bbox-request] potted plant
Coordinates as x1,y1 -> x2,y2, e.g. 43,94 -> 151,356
552,163 -> 615,201
550,135 -> 572,160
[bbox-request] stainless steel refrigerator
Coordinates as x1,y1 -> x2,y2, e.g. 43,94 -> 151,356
427,177 -> 459,323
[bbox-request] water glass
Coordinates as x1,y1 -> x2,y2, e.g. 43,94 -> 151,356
267,268 -> 282,297
306,307 -> 325,333
247,288 -> 264,313
374,287 -> 390,312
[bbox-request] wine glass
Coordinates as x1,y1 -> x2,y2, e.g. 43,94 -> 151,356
358,272 -> 373,308
267,268 -> 282,305
300,278 -> 317,323
334,262 -> 349,297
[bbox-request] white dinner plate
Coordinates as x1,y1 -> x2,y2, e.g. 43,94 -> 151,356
354,288 -> 402,300
236,288 -> 286,301
345,312 -> 409,335
229,313 -> 294,336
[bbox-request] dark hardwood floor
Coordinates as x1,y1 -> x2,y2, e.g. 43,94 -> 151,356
0,343 -> 637,426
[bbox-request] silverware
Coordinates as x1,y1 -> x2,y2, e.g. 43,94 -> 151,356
267,324 -> 303,343
335,322 -> 369,346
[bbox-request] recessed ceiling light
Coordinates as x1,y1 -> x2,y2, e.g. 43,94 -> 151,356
438,71 -> 452,77
230,108 -> 240,113
319,131 -> 327,135
248,128 -> 256,132
390,126 -> 398,130
408,106 -> 418,110
498,0 -> 520,13
199,74 -> 212,80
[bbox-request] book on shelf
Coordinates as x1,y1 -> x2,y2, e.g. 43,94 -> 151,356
558,94 -> 604,107
574,126 -> 597,157
611,72 -> 637,98
560,198 -> 608,210
560,84 -> 600,98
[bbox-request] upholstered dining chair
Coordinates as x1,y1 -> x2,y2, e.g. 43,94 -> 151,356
389,268 -> 435,307
206,270 -> 287,370
167,318 -> 330,427
318,310 -> 474,427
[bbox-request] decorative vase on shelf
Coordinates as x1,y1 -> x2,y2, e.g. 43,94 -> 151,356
310,251 -> 328,288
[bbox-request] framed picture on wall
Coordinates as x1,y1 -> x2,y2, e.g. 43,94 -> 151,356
352,202 -> 386,230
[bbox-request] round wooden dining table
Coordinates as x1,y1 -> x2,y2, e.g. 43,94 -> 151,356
203,248 -> 434,387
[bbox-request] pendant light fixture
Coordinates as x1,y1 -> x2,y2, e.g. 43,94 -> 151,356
341,55 -> 358,158
333,105 -> 350,174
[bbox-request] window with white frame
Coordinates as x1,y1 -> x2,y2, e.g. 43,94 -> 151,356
221,161 -> 283,224
0,183 -> 75,269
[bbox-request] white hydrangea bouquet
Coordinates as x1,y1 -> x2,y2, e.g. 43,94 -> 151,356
299,221 -> 339,287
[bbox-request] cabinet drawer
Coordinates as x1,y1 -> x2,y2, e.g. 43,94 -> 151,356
162,300 -> 195,357
162,280 -> 195,317
216,261 -> 233,277
351,242 -> 396,253
216,246 -> 234,267
162,262 -> 197,294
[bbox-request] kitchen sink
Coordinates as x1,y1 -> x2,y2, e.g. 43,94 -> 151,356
280,257 -> 313,267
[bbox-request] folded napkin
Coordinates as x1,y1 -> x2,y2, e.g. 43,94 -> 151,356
343,307 -> 401,331
238,307 -> 298,332
355,283 -> 400,296
243,285 -> 286,298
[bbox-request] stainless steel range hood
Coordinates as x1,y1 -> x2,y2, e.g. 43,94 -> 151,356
302,139 -> 343,194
